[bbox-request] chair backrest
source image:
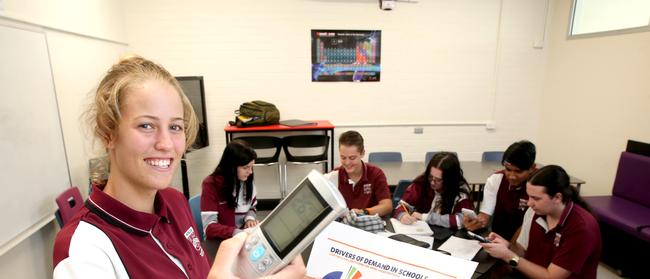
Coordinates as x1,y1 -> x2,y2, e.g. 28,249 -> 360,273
425,151 -> 458,165
368,152 -> 403,163
55,186 -> 83,227
482,151 -> 504,163
282,135 -> 330,163
235,136 -> 283,165
612,152 -> 650,206
392,179 -> 412,208
189,194 -> 204,241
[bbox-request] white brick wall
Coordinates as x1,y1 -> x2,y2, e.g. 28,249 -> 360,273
123,0 -> 548,198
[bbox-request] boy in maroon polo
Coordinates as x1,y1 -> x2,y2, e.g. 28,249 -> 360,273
481,165 -> 601,279
324,131 -> 392,217
463,140 -> 537,241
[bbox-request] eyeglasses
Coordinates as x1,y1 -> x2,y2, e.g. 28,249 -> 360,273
429,176 -> 443,184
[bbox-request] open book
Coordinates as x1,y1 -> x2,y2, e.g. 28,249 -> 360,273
389,218 -> 433,236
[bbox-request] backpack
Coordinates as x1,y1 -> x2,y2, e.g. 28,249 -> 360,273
234,100 -> 280,127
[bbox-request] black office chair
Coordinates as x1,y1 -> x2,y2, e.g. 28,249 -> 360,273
282,135 -> 330,198
368,152 -> 403,163
392,179 -> 412,209
236,136 -> 283,196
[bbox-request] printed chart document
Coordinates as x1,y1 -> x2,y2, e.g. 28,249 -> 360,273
438,236 -> 482,261
390,218 -> 434,235
307,222 -> 477,279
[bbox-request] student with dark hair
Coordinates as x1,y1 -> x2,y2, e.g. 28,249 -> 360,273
324,130 -> 392,217
481,165 -> 601,279
201,139 -> 260,242
463,140 -> 536,240
394,152 -> 473,229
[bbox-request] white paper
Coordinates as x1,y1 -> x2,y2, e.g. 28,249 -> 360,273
307,222 -> 477,279
437,236 -> 482,261
389,218 -> 434,235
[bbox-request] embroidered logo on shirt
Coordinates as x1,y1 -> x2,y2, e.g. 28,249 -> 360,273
363,184 -> 372,194
184,227 -> 205,257
554,232 -> 562,247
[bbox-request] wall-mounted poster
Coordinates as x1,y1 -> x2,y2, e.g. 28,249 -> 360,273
311,30 -> 381,82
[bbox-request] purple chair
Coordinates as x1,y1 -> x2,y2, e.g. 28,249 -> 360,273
55,187 -> 83,227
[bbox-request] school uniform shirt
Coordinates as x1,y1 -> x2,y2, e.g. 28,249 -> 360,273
393,175 -> 473,229
53,185 -> 210,279
324,161 -> 391,211
200,174 -> 257,241
479,170 -> 529,240
517,201 -> 601,279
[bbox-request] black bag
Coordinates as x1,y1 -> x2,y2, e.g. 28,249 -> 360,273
234,100 -> 280,127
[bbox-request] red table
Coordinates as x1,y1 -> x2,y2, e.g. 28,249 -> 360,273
224,120 -> 336,171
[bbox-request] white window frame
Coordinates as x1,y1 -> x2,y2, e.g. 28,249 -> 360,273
568,0 -> 650,39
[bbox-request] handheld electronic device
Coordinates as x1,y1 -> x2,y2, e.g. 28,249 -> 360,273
462,208 -> 477,219
235,170 -> 348,278
467,231 -> 491,243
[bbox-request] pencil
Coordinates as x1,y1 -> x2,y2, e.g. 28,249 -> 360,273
400,203 -> 410,216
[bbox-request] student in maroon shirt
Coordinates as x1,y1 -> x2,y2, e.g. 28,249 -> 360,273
463,140 -> 537,240
201,139 -> 259,243
53,56 -> 304,279
394,152 -> 474,229
481,165 -> 601,279
324,130 -> 393,217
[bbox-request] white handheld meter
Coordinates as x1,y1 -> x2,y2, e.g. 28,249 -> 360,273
235,170 -> 347,278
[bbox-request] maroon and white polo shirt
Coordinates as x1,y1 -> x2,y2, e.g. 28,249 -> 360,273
53,185 -> 210,278
517,201 -> 601,278
324,161 -> 391,211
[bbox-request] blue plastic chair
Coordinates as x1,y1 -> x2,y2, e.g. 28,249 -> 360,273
189,194 -> 204,241
392,179 -> 412,208
482,151 -> 504,163
368,152 -> 403,163
425,151 -> 458,165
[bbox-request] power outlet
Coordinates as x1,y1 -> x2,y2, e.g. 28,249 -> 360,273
414,127 -> 423,134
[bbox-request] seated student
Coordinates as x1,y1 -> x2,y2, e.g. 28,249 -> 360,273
463,140 -> 536,240
481,165 -> 601,279
201,140 -> 259,243
53,56 -> 304,278
394,152 -> 473,229
324,130 -> 392,217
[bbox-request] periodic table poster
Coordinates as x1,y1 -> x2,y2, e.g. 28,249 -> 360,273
311,30 -> 381,82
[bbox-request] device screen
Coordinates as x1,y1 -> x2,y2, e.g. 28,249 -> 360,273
261,178 -> 331,258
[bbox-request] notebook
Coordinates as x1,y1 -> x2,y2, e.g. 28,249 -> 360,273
280,119 -> 317,127
389,218 -> 434,236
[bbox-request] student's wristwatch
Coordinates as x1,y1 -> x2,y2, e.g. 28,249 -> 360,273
363,209 -> 370,215
509,255 -> 520,267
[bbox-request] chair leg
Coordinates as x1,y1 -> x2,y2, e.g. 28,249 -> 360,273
282,164 -> 288,199
277,164 -> 284,199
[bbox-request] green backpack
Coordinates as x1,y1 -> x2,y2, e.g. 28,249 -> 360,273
234,100 -> 280,127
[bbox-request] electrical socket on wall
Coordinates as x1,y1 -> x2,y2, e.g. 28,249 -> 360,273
414,127 -> 423,134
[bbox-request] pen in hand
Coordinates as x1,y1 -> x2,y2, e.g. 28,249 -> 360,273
400,202 -> 411,216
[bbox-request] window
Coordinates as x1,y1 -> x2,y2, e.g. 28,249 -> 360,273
569,0 -> 650,37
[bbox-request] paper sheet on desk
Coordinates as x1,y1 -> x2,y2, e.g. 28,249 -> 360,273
389,218 -> 434,235
438,236 -> 482,261
307,222 -> 477,279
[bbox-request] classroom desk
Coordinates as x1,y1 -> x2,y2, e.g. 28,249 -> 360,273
384,220 -> 497,279
300,220 -> 497,279
224,120 -> 335,171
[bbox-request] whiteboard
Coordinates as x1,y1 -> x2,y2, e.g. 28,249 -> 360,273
0,24 -> 71,254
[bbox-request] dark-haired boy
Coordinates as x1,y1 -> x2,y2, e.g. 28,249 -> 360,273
463,140 -> 536,240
